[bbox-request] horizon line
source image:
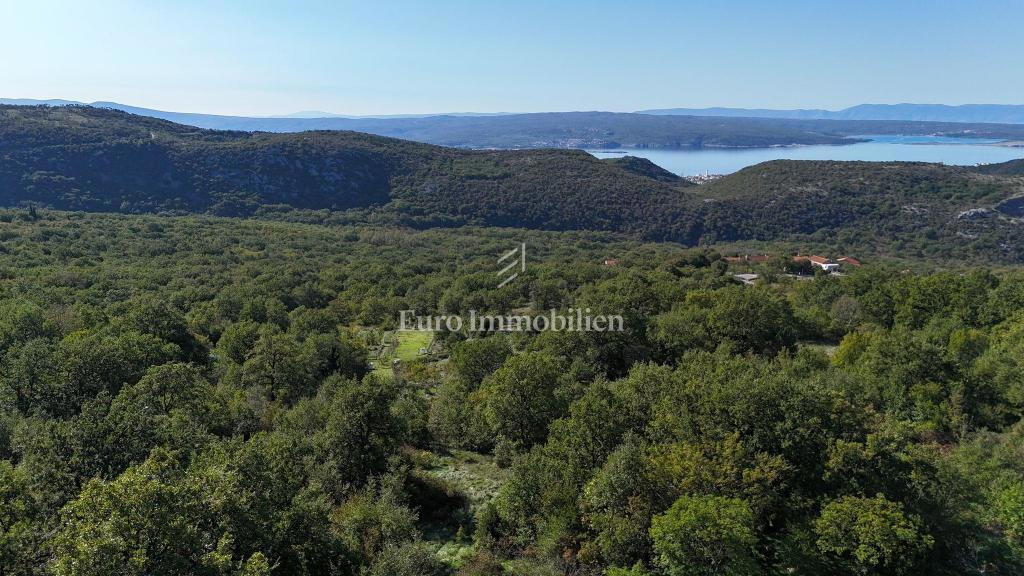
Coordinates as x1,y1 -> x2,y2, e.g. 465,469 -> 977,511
5,97 -> 1024,120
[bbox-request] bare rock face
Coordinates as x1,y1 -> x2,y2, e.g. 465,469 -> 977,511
956,208 -> 994,220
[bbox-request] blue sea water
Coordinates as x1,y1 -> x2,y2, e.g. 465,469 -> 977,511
589,135 -> 1024,176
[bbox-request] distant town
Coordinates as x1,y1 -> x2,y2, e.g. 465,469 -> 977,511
683,170 -> 725,184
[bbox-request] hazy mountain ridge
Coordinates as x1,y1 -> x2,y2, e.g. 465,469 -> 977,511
9,99 -> 1024,149
640,103 -> 1024,124
0,102 -> 862,148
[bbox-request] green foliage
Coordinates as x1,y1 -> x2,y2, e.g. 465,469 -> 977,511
0,460 -> 39,576
331,476 -> 419,565
580,436 -> 656,566
218,321 -> 261,364
429,378 -> 490,450
449,336 -> 512,387
605,564 -> 653,576
366,542 -> 447,576
50,449 -> 236,576
481,352 -> 567,449
648,495 -> 758,576
814,494 -> 933,575
652,285 -> 796,357
997,482 -> 1024,548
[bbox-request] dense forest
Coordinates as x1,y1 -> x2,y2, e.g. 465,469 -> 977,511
3,106 -> 1024,264
1,209 -> 1024,575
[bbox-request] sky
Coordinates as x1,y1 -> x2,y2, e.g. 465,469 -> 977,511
2,0 -> 1023,116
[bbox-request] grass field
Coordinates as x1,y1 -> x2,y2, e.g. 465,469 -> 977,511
394,330 -> 434,361
372,330 -> 435,378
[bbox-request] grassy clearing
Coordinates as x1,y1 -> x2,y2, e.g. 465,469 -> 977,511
406,448 -> 508,570
799,341 -> 839,356
424,449 -> 507,506
371,330 -> 435,379
394,330 -> 434,361
502,558 -> 565,576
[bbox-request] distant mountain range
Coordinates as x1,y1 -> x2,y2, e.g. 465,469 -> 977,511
6,99 -> 1024,150
639,104 -> 1024,124
0,100 -> 859,148
0,99 -> 510,121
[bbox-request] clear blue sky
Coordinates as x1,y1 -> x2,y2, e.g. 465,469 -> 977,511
3,0 -> 1022,116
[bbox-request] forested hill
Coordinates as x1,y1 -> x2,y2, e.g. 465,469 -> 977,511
973,157 -> 1024,176
0,105 -> 700,239
599,156 -> 683,183
3,105 -> 1024,261
697,160 -> 1024,259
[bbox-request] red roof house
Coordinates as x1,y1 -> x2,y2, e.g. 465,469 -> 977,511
795,255 -> 840,271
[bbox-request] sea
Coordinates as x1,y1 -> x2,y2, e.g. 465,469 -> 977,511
588,135 -> 1024,176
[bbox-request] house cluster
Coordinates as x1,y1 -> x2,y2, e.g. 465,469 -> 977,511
723,254 -> 862,268
794,255 -> 862,272
723,253 -> 862,273
725,253 -> 862,286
